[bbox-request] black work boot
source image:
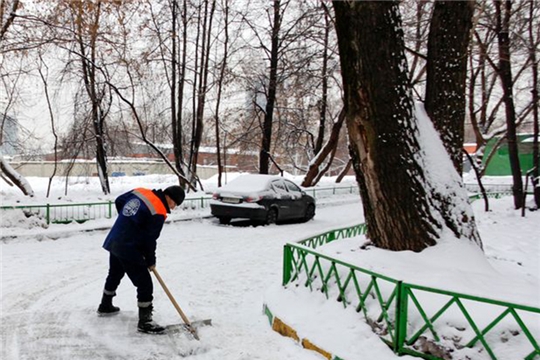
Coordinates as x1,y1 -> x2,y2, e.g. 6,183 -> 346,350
97,294 -> 120,316
137,304 -> 165,334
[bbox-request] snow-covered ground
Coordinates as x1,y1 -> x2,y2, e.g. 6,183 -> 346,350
1,174 -> 539,359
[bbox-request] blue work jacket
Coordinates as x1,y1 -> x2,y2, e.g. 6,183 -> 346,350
103,188 -> 170,266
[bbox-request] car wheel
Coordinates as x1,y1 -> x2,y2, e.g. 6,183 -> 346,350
304,204 -> 315,222
218,217 -> 231,225
265,208 -> 278,225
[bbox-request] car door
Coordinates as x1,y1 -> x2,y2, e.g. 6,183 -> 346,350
284,180 -> 305,219
270,179 -> 292,219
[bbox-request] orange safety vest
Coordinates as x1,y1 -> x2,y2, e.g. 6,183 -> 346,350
133,188 -> 168,219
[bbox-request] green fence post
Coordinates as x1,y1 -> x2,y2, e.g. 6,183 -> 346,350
108,201 -> 112,219
283,245 -> 292,286
201,197 -> 204,208
394,281 -> 408,355
46,204 -> 50,225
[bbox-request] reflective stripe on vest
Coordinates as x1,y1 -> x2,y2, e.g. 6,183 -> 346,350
133,188 -> 167,219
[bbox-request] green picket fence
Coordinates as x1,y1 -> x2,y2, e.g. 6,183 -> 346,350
282,227 -> 540,359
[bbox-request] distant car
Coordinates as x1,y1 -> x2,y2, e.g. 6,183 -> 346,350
210,174 -> 316,225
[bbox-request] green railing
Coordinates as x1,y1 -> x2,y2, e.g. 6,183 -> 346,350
0,202 -> 115,224
0,197 -> 212,225
468,192 -> 513,202
302,185 -> 359,199
282,228 -> 540,359
178,197 -> 212,212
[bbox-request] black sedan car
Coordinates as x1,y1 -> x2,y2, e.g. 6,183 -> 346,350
210,174 -> 316,225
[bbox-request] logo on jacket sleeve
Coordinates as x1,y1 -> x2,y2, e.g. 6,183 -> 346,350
122,199 -> 141,216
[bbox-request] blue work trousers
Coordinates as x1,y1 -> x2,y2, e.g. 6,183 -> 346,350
104,253 -> 153,306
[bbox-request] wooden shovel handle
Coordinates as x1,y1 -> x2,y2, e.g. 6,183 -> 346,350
151,267 -> 200,340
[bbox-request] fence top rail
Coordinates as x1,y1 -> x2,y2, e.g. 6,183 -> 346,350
0,202 -> 114,210
304,184 -> 357,190
297,223 -> 365,244
0,196 -> 214,210
404,282 -> 540,312
287,242 -> 400,284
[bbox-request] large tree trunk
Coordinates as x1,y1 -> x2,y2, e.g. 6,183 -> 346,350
259,0 -> 281,175
333,1 -> 481,252
495,0 -> 523,209
425,0 -> 474,174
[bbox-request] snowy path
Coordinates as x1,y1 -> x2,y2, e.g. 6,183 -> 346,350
1,202 -> 367,360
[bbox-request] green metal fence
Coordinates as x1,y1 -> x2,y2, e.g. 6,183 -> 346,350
282,226 -> 540,360
302,185 -> 359,199
0,197 -> 213,225
468,192 -> 513,202
0,202 -> 115,224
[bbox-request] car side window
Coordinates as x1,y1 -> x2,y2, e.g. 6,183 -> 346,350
271,180 -> 289,196
284,180 -> 301,193
284,180 -> 302,199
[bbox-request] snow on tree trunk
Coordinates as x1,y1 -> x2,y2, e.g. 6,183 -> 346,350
0,151 -> 34,197
333,1 -> 482,252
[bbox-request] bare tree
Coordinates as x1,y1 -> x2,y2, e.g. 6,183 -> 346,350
257,0 -> 282,174
466,1 -> 537,181
37,52 -> 59,198
213,0 -> 230,187
189,0 -> 216,188
301,109 -> 345,187
0,0 -> 34,196
494,0 -> 524,209
299,2 -> 346,187
45,1 -> 117,194
527,0 -> 539,208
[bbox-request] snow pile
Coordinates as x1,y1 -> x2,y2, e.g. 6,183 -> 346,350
0,208 -> 48,229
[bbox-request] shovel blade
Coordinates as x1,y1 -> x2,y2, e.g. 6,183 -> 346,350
165,319 -> 212,338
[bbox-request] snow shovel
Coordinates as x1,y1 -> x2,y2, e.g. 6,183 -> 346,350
151,267 -> 212,340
